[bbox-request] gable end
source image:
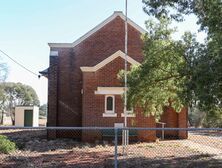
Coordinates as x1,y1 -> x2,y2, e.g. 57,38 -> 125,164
80,50 -> 140,72
48,11 -> 146,48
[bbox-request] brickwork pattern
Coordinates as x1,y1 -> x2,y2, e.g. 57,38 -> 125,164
47,56 -> 58,138
48,17 -> 143,130
47,15 -> 188,141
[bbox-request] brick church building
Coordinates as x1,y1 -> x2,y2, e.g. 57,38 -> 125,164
40,11 -> 188,142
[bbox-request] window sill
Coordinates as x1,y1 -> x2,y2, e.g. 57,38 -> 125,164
121,113 -> 135,117
102,113 -> 117,117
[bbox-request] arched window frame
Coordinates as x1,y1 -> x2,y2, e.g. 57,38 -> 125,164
105,95 -> 115,113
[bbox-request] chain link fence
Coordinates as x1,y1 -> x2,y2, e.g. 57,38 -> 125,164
0,127 -> 222,168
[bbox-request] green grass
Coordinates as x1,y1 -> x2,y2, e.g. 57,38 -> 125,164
0,135 -> 16,154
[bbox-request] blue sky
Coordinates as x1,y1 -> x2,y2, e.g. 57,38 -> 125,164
0,0 -> 206,105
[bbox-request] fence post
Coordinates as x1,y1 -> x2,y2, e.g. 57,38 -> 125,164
162,123 -> 165,140
114,128 -> 118,168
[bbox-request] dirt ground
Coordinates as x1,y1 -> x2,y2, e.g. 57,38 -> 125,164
0,129 -> 222,168
0,118 -> 47,127
188,131 -> 222,150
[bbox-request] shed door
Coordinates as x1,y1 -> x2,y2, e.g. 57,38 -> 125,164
24,110 -> 33,126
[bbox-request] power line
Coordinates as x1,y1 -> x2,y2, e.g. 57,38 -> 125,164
0,49 -> 41,78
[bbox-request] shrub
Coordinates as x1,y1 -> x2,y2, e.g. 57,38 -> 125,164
0,135 -> 16,154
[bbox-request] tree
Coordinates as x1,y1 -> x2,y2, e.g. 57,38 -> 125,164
0,62 -> 7,82
0,56 -> 7,83
39,104 -> 47,117
124,17 -> 201,119
0,85 -> 7,124
142,0 -> 222,36
139,0 -> 222,126
0,82 -> 39,125
0,57 -> 8,124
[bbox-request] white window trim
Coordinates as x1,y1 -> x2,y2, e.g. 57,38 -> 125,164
121,108 -> 135,117
95,87 -> 125,95
103,113 -> 117,117
121,112 -> 135,117
105,95 -> 115,114
80,50 -> 140,72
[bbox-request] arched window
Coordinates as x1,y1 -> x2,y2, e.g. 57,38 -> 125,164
105,95 -> 115,113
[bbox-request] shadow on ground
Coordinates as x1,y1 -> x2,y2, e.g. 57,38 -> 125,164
118,154 -> 222,168
1,151 -> 222,168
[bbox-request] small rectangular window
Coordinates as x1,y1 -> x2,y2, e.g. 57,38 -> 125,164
107,97 -> 113,111
105,95 -> 115,113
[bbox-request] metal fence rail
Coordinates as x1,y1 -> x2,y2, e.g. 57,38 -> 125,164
0,127 -> 221,168
1,126 -> 222,131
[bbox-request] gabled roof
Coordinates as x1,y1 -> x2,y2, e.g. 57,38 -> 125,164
48,11 -> 146,48
80,50 -> 141,72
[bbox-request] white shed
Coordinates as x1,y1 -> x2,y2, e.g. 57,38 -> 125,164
15,106 -> 39,127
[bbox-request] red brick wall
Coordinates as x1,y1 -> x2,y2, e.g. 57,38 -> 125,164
47,56 -> 58,138
82,58 -> 134,127
157,106 -> 188,139
48,16 -> 144,130
72,16 -> 144,67
47,15 -> 187,141
160,106 -> 178,137
48,17 -> 142,130
136,110 -> 156,142
82,57 -> 156,142
178,107 -> 188,139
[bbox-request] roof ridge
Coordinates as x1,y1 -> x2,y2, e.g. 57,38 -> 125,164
48,12 -> 146,48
